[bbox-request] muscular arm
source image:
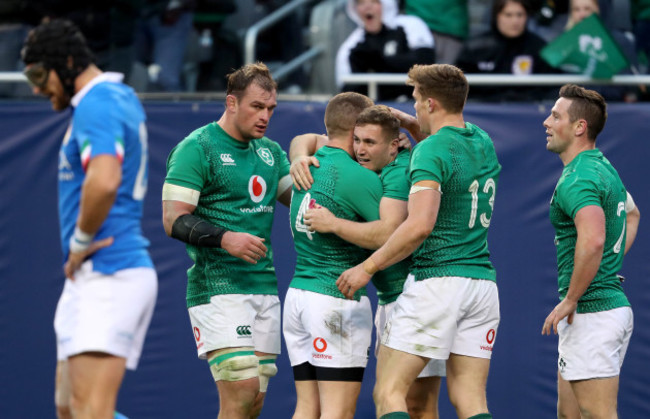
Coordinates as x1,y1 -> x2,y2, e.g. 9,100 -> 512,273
542,205 -> 605,334
64,155 -> 121,278
162,199 -> 196,236
389,107 -> 427,143
625,203 -> 640,255
162,185 -> 267,264
336,181 -> 440,297
565,206 -> 605,303
77,154 -> 121,234
305,197 -> 407,250
289,133 -> 328,190
277,181 -> 293,208
371,183 -> 440,269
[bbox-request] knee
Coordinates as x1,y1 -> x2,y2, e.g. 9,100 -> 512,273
406,403 -> 429,419
249,391 -> 266,418
373,382 -> 390,407
557,399 -> 585,419
55,404 -> 73,419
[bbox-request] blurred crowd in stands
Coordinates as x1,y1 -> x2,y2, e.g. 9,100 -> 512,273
1,0 -> 649,101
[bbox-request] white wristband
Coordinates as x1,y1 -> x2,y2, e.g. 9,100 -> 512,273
69,226 -> 94,254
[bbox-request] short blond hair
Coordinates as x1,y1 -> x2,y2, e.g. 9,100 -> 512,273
324,92 -> 374,138
226,62 -> 277,99
407,64 -> 468,113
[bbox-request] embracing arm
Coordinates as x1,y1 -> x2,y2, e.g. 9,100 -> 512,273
305,197 -> 407,250
369,183 -> 439,269
390,107 -> 427,143
336,181 -> 440,298
289,133 -> 328,190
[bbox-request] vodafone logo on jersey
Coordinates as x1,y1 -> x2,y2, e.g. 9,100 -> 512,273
248,175 -> 267,203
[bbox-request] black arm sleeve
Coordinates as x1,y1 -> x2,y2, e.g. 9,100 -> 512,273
171,214 -> 227,248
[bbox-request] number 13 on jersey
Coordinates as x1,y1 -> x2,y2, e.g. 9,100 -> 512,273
468,178 -> 496,229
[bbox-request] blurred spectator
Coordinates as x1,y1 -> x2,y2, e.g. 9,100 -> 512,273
189,0 -> 237,91
136,0 -> 194,91
456,0 -> 557,101
0,1 -> 35,97
404,0 -> 468,64
564,0 -> 639,100
632,0 -> 650,76
567,0 -> 636,65
35,1 -> 142,83
0,1 -> 141,95
336,0 -> 434,101
528,0 -> 570,42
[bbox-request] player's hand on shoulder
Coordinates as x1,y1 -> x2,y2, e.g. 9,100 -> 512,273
222,231 -> 267,264
290,156 -> 319,191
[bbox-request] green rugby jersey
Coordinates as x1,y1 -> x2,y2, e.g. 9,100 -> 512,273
372,149 -> 411,305
165,122 -> 290,307
290,146 -> 382,300
549,149 -> 630,313
409,122 -> 501,282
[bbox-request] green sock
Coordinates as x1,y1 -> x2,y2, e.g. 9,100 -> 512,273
467,414 -> 492,419
380,412 -> 410,419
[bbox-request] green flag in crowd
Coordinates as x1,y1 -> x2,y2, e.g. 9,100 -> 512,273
540,14 -> 629,78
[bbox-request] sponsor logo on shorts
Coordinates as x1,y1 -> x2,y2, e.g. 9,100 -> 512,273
486,329 -> 496,344
313,337 -> 328,353
312,338 -> 332,359
559,356 -> 566,373
236,325 -> 252,337
480,328 -> 496,351
194,327 -> 201,341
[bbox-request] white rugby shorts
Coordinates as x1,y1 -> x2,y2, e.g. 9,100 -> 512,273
381,274 -> 500,360
375,302 -> 446,377
558,306 -> 633,381
54,261 -> 158,370
188,293 -> 281,359
283,288 -> 372,369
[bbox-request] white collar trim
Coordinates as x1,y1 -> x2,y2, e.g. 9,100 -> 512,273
71,72 -> 124,108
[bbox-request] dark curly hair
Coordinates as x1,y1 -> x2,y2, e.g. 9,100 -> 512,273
21,19 -> 94,98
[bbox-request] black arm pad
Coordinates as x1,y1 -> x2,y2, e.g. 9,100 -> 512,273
171,214 -> 227,248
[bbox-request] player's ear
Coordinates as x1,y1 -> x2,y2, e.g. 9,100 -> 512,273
427,97 -> 435,113
574,119 -> 587,137
226,94 -> 237,111
389,137 -> 400,156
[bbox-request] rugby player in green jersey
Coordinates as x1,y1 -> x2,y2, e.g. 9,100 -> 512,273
541,84 -> 640,419
291,105 -> 446,419
162,63 -> 292,419
337,64 -> 501,419
284,92 -> 384,419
